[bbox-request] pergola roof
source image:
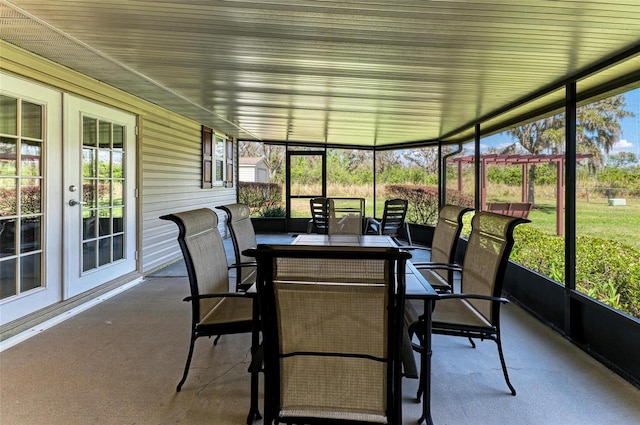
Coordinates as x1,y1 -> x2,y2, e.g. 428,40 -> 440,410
2,1 -> 640,147
451,153 -> 594,165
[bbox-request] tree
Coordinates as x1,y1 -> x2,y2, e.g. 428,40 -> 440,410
608,151 -> 638,168
504,95 -> 633,205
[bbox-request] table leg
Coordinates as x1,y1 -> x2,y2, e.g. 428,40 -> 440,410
247,299 -> 262,424
418,298 -> 434,425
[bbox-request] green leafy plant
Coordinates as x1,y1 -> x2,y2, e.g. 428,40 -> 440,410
238,182 -> 283,217
511,226 -> 640,318
384,184 -> 473,225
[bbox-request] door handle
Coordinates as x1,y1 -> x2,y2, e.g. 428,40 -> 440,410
68,199 -> 87,206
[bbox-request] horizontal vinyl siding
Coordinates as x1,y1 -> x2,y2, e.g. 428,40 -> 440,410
1,41 -> 236,276
140,116 -> 236,273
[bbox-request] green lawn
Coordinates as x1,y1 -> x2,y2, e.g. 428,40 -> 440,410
527,197 -> 640,249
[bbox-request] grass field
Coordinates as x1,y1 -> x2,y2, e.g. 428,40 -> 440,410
283,183 -> 640,248
524,197 -> 640,249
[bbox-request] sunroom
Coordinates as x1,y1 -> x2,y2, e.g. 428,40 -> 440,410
0,1 -> 639,424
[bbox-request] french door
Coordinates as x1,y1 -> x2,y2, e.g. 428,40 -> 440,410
63,95 -> 137,298
0,73 -> 62,325
1,77 -> 137,325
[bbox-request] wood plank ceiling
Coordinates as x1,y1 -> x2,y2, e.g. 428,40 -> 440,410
1,0 -> 640,147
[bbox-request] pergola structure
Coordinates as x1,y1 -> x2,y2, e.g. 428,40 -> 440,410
451,153 -> 593,236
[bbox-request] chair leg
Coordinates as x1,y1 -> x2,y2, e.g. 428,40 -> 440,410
213,334 -> 221,345
176,334 -> 197,392
405,222 -> 413,246
468,337 -> 476,348
495,334 -> 516,396
247,323 -> 262,424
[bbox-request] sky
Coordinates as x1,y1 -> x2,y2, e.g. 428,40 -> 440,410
481,87 -> 640,160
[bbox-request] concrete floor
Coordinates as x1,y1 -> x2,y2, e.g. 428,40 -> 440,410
1,234 -> 639,424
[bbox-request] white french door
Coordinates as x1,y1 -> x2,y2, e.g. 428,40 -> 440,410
63,95 -> 137,299
0,73 -> 62,325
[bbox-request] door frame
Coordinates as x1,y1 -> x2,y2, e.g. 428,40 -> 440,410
62,94 -> 138,299
285,150 -> 326,224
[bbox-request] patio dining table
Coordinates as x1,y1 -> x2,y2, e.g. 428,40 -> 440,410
291,234 -> 439,425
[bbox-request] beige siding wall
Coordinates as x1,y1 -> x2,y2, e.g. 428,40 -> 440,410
1,41 -> 236,276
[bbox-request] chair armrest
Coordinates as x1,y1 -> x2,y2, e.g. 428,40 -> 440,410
392,242 -> 431,251
184,291 -> 257,302
227,261 -> 257,270
412,262 -> 462,272
437,293 -> 509,304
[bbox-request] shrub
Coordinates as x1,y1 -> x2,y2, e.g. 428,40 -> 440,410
511,226 -> 640,319
260,205 -> 286,217
384,184 -> 473,225
0,185 -> 41,215
238,182 -> 283,216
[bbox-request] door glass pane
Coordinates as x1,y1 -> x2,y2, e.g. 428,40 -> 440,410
83,209 -> 97,240
0,258 -> 16,298
20,216 -> 41,253
113,124 -> 124,149
112,151 -> 123,178
99,121 -> 111,148
20,253 -> 41,292
83,179 -> 97,208
0,178 -> 17,216
98,150 -> 110,178
0,137 -> 17,175
83,148 -> 96,177
112,180 -> 123,206
21,101 -> 42,139
21,178 -> 41,214
83,117 -> 97,147
0,218 -> 16,257
99,209 -> 111,236
21,141 -> 41,176
82,240 -> 97,272
0,96 -> 17,135
113,207 -> 124,233
98,238 -> 111,266
113,235 -> 124,261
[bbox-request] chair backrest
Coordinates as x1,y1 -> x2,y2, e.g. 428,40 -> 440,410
310,197 -> 332,234
379,198 -> 408,236
509,202 -> 532,218
460,211 -> 529,324
217,203 -> 257,291
160,208 -> 230,322
246,244 -> 410,424
429,205 -> 473,283
486,202 -> 510,215
487,201 -> 532,218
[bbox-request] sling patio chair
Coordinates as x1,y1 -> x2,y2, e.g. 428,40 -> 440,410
409,205 -> 473,293
307,197 -> 332,234
406,211 -> 529,399
160,208 -> 261,424
366,198 -> 411,245
218,203 -> 258,292
245,244 -> 411,425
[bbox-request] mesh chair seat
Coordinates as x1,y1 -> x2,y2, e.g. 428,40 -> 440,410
431,298 -> 492,329
200,296 -> 254,326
